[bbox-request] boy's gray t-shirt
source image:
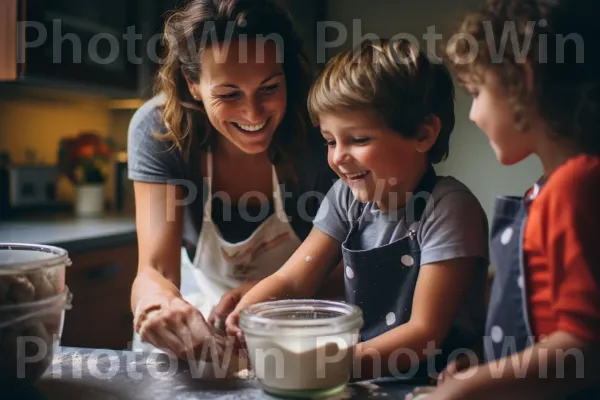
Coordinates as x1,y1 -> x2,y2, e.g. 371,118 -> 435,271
314,177 -> 490,338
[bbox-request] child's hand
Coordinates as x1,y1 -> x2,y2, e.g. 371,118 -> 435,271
208,290 -> 241,332
404,384 -> 463,400
224,308 -> 247,352
208,280 -> 260,333
404,353 -> 479,400
225,307 -> 242,335
438,353 -> 476,384
404,386 -> 435,399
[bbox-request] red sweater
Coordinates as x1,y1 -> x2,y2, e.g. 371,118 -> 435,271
524,155 -> 600,342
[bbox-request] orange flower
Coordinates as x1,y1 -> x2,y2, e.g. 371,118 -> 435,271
77,145 -> 95,158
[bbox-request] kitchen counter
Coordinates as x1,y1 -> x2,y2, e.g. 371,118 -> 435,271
6,347 -> 431,399
0,214 -> 136,253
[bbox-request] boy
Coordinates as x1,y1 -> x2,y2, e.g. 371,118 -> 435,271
409,0 -> 600,398
226,39 -> 490,380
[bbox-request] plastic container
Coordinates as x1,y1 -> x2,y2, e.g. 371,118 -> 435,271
0,243 -> 73,389
239,299 -> 363,399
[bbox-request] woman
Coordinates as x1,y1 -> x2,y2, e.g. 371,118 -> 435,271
128,0 -> 337,359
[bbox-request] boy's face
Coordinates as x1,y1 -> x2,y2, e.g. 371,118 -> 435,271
467,71 -> 536,165
319,109 -> 428,210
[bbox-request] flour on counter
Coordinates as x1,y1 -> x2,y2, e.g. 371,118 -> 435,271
133,358 -> 169,367
52,351 -> 86,365
353,380 -> 389,397
354,381 -> 380,391
233,368 -> 256,380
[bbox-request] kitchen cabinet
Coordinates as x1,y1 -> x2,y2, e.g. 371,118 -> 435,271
60,241 -> 138,350
0,0 -> 324,98
24,0 -> 139,92
0,0 -> 151,98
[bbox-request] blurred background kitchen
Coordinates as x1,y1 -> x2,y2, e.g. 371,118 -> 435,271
0,0 -> 542,351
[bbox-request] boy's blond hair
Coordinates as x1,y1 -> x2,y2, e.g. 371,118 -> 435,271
308,39 -> 455,164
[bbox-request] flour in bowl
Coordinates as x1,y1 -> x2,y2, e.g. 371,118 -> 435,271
249,338 -> 353,391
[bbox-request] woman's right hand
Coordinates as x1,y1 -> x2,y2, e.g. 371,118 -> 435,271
134,293 -> 225,361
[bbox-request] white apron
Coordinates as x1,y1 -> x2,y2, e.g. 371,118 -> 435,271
132,152 -> 302,351
185,151 -> 302,316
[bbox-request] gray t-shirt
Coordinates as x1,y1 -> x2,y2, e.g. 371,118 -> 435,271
128,95 -> 338,260
314,176 -> 490,338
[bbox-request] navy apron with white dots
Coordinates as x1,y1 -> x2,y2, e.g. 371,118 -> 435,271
485,182 -> 599,399
343,165 -> 470,377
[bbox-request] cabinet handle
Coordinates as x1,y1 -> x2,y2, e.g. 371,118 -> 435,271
85,264 -> 122,280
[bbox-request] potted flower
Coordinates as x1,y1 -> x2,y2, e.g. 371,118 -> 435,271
57,132 -> 115,217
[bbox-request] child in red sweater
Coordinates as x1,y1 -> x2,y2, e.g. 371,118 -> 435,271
408,0 -> 600,399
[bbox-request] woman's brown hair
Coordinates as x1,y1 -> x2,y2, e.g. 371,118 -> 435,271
445,0 -> 600,154
155,0 -> 313,163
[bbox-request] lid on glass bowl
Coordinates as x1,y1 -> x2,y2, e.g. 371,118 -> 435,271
0,243 -> 71,275
239,299 -> 363,337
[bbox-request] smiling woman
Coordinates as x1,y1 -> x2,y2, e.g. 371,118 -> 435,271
185,40 -> 288,156
126,0 -> 338,360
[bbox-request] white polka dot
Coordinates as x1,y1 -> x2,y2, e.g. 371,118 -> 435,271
501,227 -> 513,245
385,312 -> 396,326
305,256 -> 312,262
401,255 -> 415,267
345,266 -> 354,279
530,183 -> 540,200
491,326 -> 504,343
517,275 -> 524,289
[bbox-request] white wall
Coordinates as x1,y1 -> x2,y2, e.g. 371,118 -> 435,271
324,0 -> 542,223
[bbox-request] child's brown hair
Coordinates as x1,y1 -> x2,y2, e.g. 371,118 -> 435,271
308,39 -> 455,164
445,0 -> 600,154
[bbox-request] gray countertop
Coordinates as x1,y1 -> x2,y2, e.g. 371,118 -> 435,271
0,214 -> 137,253
5,347 -> 429,399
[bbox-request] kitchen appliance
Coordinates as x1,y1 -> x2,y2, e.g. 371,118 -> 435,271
0,152 -> 10,219
113,153 -> 134,213
0,164 -> 63,218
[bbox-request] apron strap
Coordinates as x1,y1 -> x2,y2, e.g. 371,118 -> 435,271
272,165 -> 289,222
203,151 -> 214,218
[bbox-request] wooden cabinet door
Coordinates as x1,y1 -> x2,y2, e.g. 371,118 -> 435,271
61,242 -> 138,350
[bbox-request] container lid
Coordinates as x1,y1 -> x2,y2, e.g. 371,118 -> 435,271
239,299 -> 364,337
0,243 -> 71,274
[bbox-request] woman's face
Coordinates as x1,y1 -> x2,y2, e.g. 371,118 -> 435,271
187,39 -> 287,156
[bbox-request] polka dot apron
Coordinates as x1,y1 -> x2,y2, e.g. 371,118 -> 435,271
485,181 -> 599,399
342,165 -> 466,376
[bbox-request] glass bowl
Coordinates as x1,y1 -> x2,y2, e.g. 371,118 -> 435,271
239,299 -> 363,398
0,243 -> 73,389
